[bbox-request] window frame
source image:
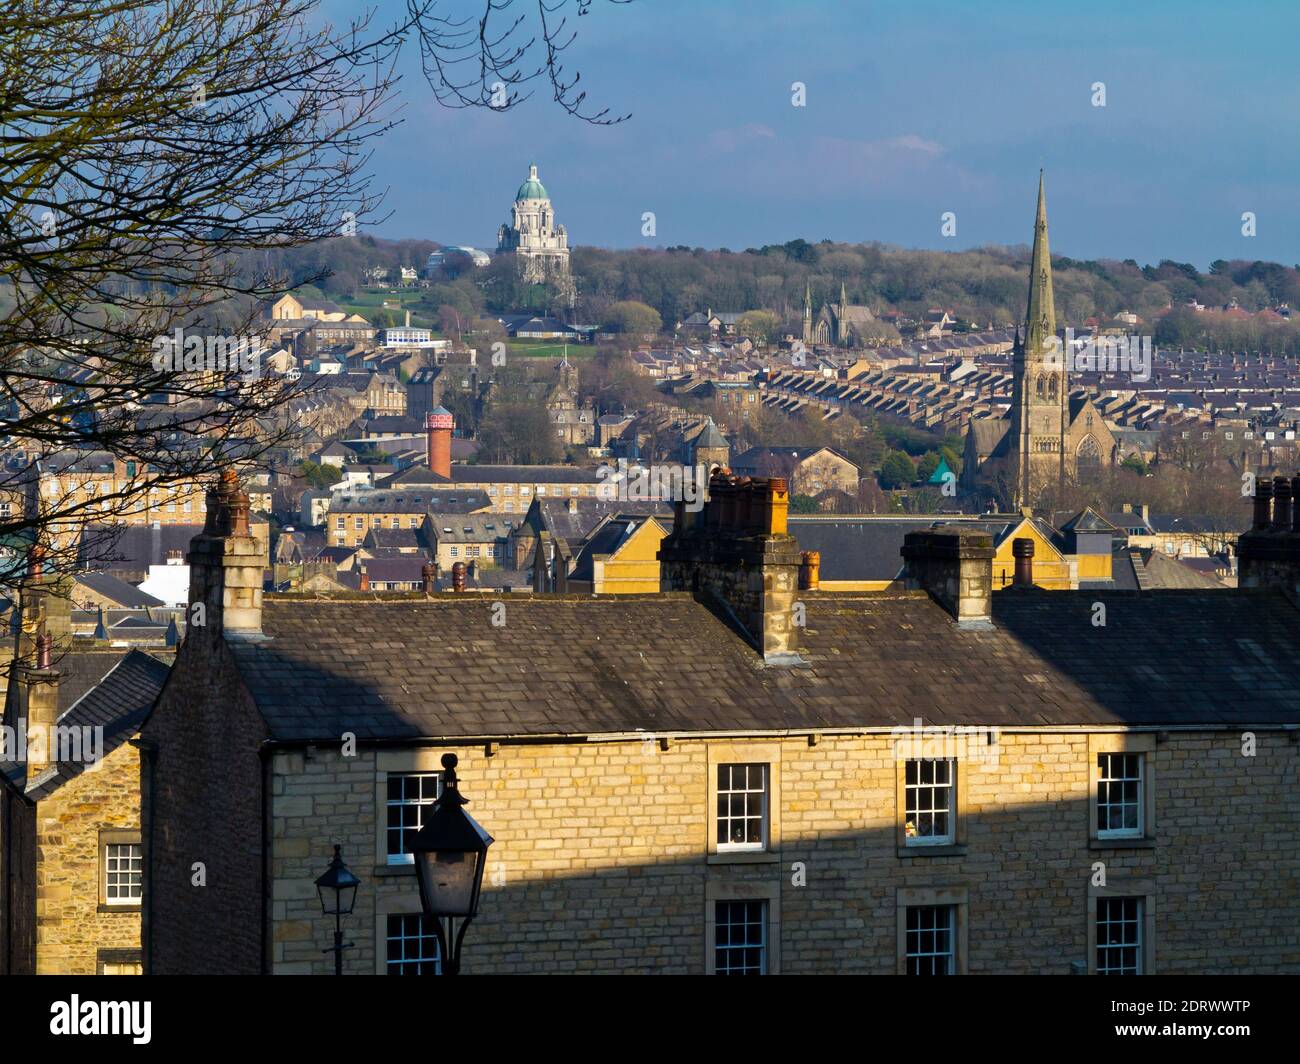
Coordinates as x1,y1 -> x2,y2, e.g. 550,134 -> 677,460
383,912 -> 443,975
1088,734 -> 1156,849
99,830 -> 143,911
1088,878 -> 1156,975
706,743 -> 781,863
703,880 -> 780,974
895,754 -> 968,857
383,770 -> 444,866
97,949 -> 143,975
896,886 -> 968,975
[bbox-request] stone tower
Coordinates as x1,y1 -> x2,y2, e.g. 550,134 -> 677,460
1008,172 -> 1067,509
691,417 -> 730,472
497,163 -> 575,306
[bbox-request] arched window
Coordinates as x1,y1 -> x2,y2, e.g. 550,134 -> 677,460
1046,374 -> 1058,401
1076,434 -> 1102,479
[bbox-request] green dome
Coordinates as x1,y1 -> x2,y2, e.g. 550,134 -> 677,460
516,164 -> 548,201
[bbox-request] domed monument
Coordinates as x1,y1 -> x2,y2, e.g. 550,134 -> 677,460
497,163 -> 575,305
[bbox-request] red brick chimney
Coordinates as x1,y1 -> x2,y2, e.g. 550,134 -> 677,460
359,565 -> 370,592
425,407 -> 454,479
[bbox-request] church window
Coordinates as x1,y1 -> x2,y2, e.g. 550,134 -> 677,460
1077,435 -> 1102,479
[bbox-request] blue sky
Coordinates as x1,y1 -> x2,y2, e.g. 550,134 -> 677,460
328,0 -> 1300,266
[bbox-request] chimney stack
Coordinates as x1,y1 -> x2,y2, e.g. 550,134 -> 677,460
187,469 -> 264,637
21,638 -> 60,780
1012,537 -> 1035,587
658,472 -> 802,664
421,560 -> 437,594
901,528 -> 995,629
1239,473 -> 1300,592
451,561 -> 467,592
359,565 -> 370,592
425,408 -> 454,479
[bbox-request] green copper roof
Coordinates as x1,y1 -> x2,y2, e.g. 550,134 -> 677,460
516,163 -> 548,201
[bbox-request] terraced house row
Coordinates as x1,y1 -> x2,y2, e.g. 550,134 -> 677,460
3,471 -> 1299,974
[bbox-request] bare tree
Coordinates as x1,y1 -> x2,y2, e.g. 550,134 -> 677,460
0,0 -> 629,667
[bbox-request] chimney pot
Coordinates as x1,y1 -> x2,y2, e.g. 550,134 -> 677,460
452,561 -> 467,592
799,550 -> 821,591
1252,477 -> 1274,530
1012,536 -> 1035,587
1273,476 -> 1292,531
421,561 -> 437,594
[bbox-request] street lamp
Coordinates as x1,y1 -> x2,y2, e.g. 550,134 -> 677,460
411,753 -> 494,975
315,844 -> 360,976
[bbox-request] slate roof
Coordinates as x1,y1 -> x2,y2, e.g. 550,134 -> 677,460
73,572 -> 165,609
231,588 -> 1300,742
452,466 -> 606,485
522,498 -> 672,550
4,649 -> 171,797
787,518 -> 939,581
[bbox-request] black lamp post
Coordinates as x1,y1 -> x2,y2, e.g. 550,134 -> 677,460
411,753 -> 494,975
315,844 -> 360,976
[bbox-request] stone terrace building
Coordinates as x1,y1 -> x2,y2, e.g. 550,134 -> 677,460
140,474 -> 1300,975
0,570 -> 170,975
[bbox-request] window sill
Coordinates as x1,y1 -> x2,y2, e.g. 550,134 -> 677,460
897,844 -> 966,859
1089,837 -> 1155,850
97,904 -> 142,914
708,850 -> 780,865
373,863 -> 416,877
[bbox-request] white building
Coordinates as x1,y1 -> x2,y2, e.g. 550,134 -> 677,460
497,163 -> 574,304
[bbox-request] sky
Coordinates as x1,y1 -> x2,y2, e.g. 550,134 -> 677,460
323,0 -> 1300,267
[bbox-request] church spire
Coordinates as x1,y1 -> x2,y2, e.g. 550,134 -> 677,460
1023,170 -> 1056,360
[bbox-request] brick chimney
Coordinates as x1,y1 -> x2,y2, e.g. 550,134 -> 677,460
1238,474 -> 1300,592
658,472 -> 803,664
901,528 -> 995,629
451,561 -> 467,592
421,560 -> 437,594
187,470 -> 264,636
425,407 -> 454,479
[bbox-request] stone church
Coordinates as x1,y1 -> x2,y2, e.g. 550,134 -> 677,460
803,283 -> 877,347
962,174 -> 1117,509
497,163 -> 575,305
